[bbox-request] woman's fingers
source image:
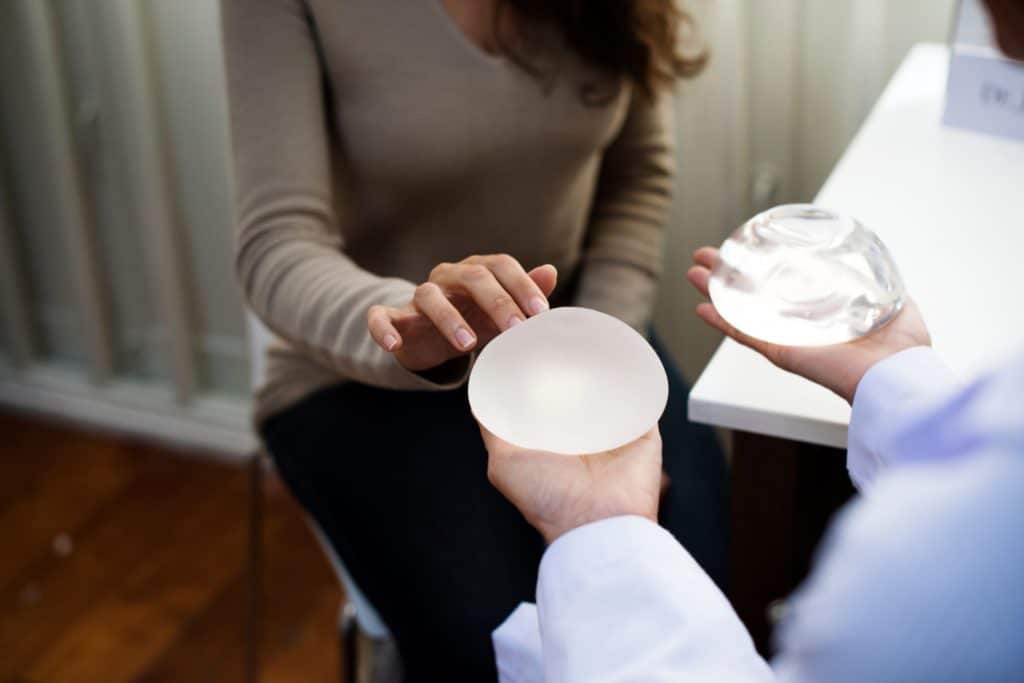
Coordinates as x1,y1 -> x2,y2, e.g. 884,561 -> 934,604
372,256 -> 556,358
367,305 -> 403,352
413,282 -> 478,351
473,254 -> 550,317
369,255 -> 556,366
432,262 -> 526,332
528,264 -> 558,297
462,265 -> 527,329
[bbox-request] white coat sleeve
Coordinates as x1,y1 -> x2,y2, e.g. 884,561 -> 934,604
528,516 -> 773,682
846,346 -> 960,490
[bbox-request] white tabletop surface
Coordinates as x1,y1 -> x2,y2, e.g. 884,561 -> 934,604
688,44 -> 1024,448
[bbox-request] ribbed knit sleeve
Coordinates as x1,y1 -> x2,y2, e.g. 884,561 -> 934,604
574,89 -> 676,331
222,0 -> 467,391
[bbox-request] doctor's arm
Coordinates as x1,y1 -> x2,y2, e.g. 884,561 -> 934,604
686,247 -> 955,489
483,428 -> 774,682
485,247 -> 952,682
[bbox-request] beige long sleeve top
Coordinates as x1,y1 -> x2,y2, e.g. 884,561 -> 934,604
222,0 -> 678,424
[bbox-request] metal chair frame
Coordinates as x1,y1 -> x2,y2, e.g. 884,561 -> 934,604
246,315 -> 397,682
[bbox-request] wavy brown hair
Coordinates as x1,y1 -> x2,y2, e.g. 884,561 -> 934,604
498,0 -> 706,100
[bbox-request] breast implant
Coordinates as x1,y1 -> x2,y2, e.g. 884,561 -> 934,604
708,204 -> 906,346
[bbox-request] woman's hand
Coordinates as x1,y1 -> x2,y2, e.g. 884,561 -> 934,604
368,254 -> 558,372
480,426 -> 663,544
686,247 -> 931,404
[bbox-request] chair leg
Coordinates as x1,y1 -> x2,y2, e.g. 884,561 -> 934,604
340,602 -> 358,683
246,451 -> 265,683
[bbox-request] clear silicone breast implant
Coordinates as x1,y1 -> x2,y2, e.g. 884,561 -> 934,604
708,204 -> 906,346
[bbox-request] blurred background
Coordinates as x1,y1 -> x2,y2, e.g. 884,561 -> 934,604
0,0 -> 957,681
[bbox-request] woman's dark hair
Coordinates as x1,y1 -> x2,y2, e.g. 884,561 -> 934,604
498,0 -> 706,100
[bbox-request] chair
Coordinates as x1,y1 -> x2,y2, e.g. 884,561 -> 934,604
247,314 -> 400,683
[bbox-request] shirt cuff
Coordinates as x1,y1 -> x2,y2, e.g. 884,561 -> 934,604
539,516 -> 670,594
536,516 -> 680,680
492,602 -> 543,683
493,522 -> 671,683
536,516 -> 772,682
847,346 -> 958,490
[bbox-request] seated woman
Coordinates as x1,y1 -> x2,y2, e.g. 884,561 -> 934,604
222,0 -> 727,679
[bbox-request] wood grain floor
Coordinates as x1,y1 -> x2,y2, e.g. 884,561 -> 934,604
0,411 -> 343,683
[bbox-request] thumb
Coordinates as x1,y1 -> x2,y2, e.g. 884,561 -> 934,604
528,264 -> 558,297
478,424 -> 512,458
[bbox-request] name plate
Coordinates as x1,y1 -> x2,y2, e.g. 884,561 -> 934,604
943,49 -> 1024,141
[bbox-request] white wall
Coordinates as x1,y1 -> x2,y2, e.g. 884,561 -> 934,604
0,0 -> 252,455
655,0 -> 751,381
0,0 -> 247,393
144,0 -> 247,394
0,1 -> 90,365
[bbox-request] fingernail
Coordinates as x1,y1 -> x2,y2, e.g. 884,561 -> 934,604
455,327 -> 475,349
383,333 -> 399,351
507,315 -> 523,329
528,296 -> 548,316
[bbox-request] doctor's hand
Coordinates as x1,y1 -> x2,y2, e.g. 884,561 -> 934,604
368,255 -> 557,373
686,246 -> 931,404
480,426 -> 663,544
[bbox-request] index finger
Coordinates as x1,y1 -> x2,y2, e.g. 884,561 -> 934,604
472,255 -> 550,318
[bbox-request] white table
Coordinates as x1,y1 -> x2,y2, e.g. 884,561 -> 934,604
689,44 -> 1024,449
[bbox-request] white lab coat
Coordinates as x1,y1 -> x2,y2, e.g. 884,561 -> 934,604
493,347 -> 1024,682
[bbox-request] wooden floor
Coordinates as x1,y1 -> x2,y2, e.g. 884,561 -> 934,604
0,411 -> 343,683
